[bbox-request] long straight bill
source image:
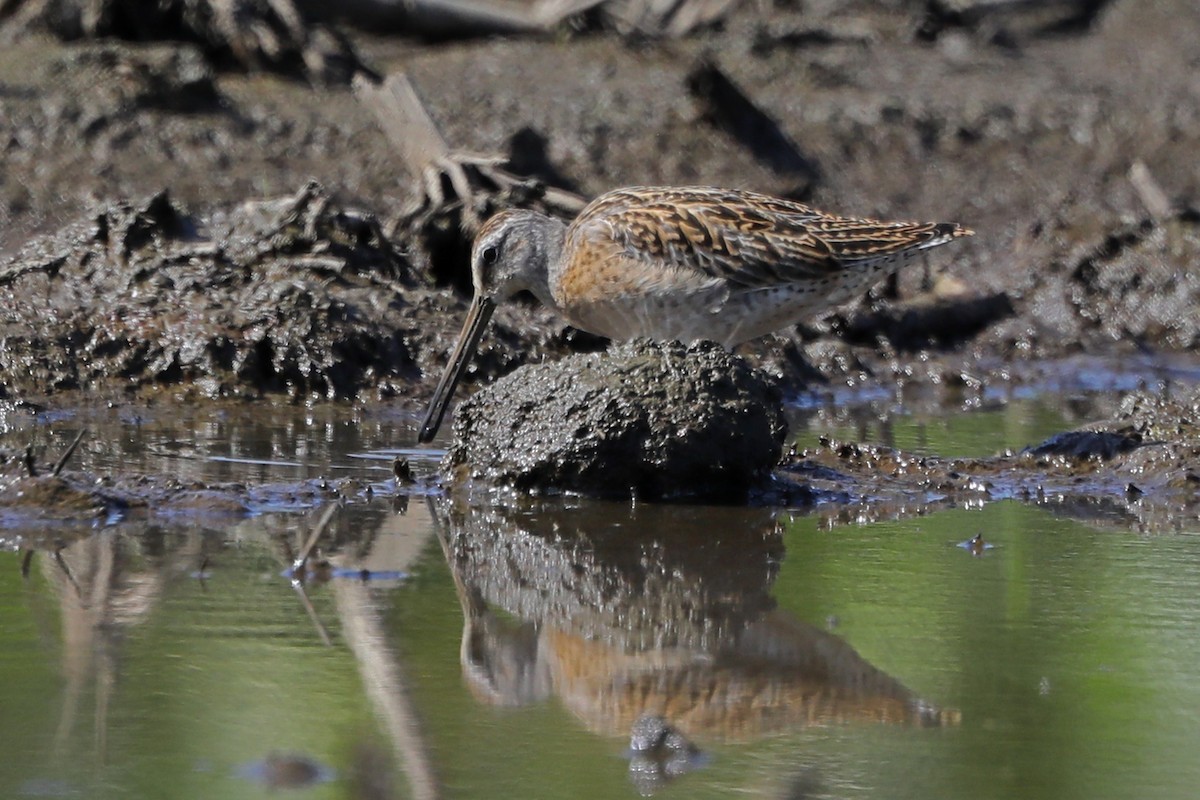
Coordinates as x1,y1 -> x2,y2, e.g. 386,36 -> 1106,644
418,296 -> 496,443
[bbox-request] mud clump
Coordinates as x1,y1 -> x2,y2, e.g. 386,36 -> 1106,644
1025,428 -> 1143,461
0,183 -> 447,402
0,181 -> 588,406
445,339 -> 788,501
994,212 -> 1200,359
2,0 -> 364,84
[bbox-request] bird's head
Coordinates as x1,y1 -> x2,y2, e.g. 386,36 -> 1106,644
470,209 -> 565,304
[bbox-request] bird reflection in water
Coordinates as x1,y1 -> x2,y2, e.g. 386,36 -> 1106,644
434,498 -> 960,793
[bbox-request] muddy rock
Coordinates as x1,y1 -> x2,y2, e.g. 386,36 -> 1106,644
1025,428 -> 1143,460
0,442 -> 131,526
445,339 -> 788,500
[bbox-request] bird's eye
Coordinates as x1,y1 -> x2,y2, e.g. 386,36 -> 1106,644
481,245 -> 499,266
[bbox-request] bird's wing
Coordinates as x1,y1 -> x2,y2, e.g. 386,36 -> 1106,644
570,186 -> 968,289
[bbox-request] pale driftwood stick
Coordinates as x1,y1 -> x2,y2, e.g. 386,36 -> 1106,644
1129,160 -> 1174,221
355,72 -> 482,227
292,581 -> 334,646
355,72 -> 587,229
349,0 -> 603,37
405,0 -> 597,33
354,73 -> 454,188
336,0 -> 726,37
293,503 -> 339,574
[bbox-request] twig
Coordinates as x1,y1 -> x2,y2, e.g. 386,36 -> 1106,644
354,73 -> 457,191
53,549 -> 86,605
354,72 -> 586,231
52,428 -> 88,477
292,581 -> 334,646
293,503 -> 339,574
1129,160 -> 1174,221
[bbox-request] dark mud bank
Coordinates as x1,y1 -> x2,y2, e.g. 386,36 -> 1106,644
1,185 -> 416,401
4,0 -> 1200,407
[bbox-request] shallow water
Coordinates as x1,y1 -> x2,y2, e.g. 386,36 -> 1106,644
2,395 -> 1199,799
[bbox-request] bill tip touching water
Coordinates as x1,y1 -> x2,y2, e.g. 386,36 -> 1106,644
417,185 -> 972,443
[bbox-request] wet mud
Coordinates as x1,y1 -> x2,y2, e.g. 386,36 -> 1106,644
1,0 -> 1199,518
775,387 -> 1200,531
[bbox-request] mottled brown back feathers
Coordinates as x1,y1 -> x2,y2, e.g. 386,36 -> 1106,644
564,187 -> 971,292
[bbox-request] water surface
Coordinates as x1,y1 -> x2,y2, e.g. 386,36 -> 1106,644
1,396 -> 1198,799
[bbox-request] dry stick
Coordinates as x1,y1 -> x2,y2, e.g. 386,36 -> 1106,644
52,428 -> 88,477
372,0 -> 726,38
386,0 -> 599,35
293,503 -> 339,574
336,500 -> 445,800
354,73 -> 455,190
1129,160 -> 1174,221
53,549 -> 86,604
292,582 -> 335,646
354,72 -> 586,223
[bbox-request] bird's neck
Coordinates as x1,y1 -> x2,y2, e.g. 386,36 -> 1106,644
521,216 -> 567,310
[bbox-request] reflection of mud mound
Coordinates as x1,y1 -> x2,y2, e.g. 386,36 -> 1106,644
439,498 -> 959,741
444,500 -> 783,651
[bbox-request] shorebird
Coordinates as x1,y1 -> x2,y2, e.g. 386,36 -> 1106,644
418,186 -> 972,442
